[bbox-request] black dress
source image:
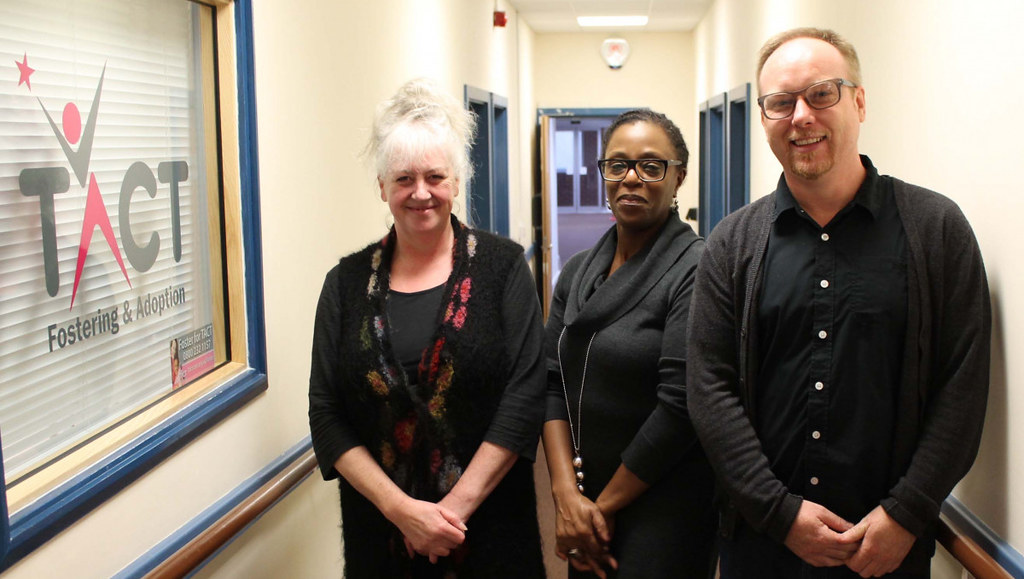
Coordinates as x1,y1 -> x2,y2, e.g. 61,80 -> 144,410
545,214 -> 717,578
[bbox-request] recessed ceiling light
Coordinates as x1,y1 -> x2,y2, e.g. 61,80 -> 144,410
577,15 -> 649,27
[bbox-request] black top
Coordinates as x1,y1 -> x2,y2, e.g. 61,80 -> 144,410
312,256 -> 545,466
545,214 -> 706,485
387,284 -> 445,382
546,214 -> 717,577
383,264 -> 545,459
756,157 -> 908,524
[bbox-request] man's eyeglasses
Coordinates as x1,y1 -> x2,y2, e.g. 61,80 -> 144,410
597,158 -> 684,182
757,78 -> 858,120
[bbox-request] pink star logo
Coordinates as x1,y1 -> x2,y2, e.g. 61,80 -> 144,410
16,52 -> 35,90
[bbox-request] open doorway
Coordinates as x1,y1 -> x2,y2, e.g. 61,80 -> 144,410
537,109 -> 627,316
553,116 -> 615,269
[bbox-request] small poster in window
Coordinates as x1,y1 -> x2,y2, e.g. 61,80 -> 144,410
170,325 -> 215,389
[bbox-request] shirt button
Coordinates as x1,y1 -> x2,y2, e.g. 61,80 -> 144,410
818,330 -> 828,339
820,279 -> 829,288
812,430 -> 821,439
814,381 -> 824,391
810,476 -> 820,486
821,233 -> 830,241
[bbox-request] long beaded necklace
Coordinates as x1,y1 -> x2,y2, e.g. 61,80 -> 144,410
557,327 -> 597,493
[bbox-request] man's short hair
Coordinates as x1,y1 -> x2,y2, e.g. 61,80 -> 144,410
756,27 -> 862,92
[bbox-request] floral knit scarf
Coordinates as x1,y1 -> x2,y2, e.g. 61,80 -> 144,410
360,218 -> 479,502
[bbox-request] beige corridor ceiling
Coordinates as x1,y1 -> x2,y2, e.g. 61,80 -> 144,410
505,0 -> 712,32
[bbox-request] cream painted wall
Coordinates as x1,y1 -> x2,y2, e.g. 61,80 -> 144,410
695,0 -> 1024,574
533,31 -> 700,220
517,17 -> 538,259
1,1 -> 535,577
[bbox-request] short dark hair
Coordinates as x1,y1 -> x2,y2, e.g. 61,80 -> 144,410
601,109 -> 689,170
757,27 -> 862,93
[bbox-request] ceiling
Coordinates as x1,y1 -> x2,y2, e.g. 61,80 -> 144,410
504,0 -> 713,33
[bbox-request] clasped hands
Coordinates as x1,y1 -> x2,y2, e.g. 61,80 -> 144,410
553,488 -> 619,578
388,495 -> 469,564
784,501 -> 916,578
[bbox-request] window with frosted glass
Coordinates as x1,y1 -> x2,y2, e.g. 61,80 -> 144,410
0,0 -> 227,483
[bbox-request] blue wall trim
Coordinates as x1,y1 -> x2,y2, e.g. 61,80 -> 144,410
0,0 -> 267,569
114,437 -> 314,579
942,496 -> 1024,577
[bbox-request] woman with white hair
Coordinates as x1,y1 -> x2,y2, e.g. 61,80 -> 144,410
308,78 -> 546,577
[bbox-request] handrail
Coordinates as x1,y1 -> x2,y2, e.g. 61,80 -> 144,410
143,449 -> 317,579
937,515 -> 1013,579
138,449 -> 1011,579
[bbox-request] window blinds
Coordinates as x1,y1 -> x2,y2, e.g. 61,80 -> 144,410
0,0 -> 217,482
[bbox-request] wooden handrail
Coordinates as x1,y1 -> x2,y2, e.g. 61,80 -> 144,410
143,449 -> 318,579
937,515 -> 1013,579
139,451 -> 1012,579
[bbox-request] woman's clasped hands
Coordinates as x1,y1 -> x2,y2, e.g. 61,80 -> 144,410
388,496 -> 468,564
553,486 -> 619,578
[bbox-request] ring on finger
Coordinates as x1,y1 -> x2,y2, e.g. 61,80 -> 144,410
568,548 -> 582,559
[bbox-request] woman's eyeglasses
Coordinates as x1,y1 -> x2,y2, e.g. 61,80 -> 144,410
597,158 -> 684,182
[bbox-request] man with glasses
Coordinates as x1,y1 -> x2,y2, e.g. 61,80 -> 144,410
687,27 -> 990,578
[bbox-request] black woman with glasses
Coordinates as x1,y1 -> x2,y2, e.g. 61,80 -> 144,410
542,109 -> 717,578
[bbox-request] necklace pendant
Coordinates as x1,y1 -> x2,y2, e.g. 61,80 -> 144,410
572,452 -> 585,493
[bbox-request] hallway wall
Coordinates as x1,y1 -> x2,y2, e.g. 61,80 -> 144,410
695,0 -> 1024,568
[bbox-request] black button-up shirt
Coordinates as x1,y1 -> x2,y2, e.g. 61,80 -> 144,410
756,156 -> 908,524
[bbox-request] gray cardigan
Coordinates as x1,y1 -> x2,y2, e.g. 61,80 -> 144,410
686,172 -> 991,544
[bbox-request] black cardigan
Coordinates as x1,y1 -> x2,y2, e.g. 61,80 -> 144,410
309,223 -> 546,482
687,167 -> 991,551
308,221 -> 547,577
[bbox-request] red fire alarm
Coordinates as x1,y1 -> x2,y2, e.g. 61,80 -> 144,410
493,11 -> 508,27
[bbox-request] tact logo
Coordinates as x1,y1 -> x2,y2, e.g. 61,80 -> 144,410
15,53 -> 189,309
